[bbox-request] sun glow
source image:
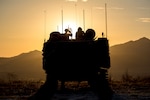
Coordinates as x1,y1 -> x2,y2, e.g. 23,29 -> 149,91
58,20 -> 78,39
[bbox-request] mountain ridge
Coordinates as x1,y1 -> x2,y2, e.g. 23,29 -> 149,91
109,37 -> 150,80
0,37 -> 150,80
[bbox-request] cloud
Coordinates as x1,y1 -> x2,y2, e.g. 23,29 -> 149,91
137,7 -> 150,10
82,0 -> 88,2
65,0 -> 88,2
93,6 -> 124,10
110,7 -> 124,10
93,7 -> 104,10
137,18 -> 150,23
66,0 -> 77,2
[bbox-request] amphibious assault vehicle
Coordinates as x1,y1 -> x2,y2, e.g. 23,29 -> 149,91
29,28 -> 112,100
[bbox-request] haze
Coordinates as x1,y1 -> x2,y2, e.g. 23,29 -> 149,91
0,0 -> 150,57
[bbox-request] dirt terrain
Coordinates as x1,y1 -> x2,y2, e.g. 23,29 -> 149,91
0,79 -> 150,100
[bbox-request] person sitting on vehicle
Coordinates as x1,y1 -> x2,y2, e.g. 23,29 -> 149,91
64,28 -> 72,40
75,27 -> 85,40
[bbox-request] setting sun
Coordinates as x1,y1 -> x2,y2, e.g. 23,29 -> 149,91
58,20 -> 77,39
0,0 -> 150,57
0,0 -> 150,99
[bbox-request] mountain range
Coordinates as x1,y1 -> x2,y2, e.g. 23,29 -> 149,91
0,37 -> 150,81
0,50 -> 45,81
109,37 -> 150,80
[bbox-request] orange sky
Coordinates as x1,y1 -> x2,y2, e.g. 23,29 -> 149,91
0,0 -> 150,57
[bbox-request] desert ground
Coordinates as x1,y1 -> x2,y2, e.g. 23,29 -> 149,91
0,76 -> 150,100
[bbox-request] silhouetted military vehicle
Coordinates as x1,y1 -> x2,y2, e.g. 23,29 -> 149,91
29,28 -> 113,100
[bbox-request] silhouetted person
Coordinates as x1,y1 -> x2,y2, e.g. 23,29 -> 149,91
84,28 -> 95,40
102,32 -> 104,38
76,27 -> 85,40
64,28 -> 72,40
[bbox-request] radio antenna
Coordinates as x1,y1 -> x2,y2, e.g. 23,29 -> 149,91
91,7 -> 93,28
83,9 -> 85,31
105,3 -> 108,38
61,9 -> 64,33
75,4 -> 77,29
44,10 -> 47,42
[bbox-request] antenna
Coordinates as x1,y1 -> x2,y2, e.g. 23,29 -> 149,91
61,9 -> 64,33
91,7 -> 93,28
105,3 -> 108,38
83,9 -> 85,31
44,10 -> 47,42
75,4 -> 77,29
